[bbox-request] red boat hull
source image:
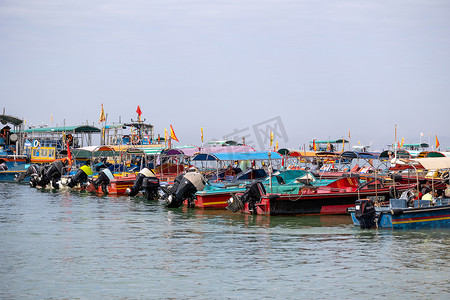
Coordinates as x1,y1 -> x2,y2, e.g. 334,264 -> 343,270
194,192 -> 232,209
245,178 -> 417,215
86,173 -> 137,195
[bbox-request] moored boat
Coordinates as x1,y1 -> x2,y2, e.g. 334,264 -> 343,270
0,112 -> 28,182
228,176 -> 416,215
348,198 -> 450,229
348,156 -> 450,229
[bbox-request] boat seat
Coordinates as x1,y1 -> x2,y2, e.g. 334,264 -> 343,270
413,200 -> 432,208
389,199 -> 407,209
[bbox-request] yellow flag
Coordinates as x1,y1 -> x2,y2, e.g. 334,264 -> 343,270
170,125 -> 179,142
270,131 -> 273,147
400,137 -> 404,148
99,103 -> 106,124
201,127 -> 204,142
275,141 -> 279,151
50,114 -> 53,123
164,128 -> 168,141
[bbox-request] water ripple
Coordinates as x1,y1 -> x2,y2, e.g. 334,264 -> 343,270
0,183 -> 449,299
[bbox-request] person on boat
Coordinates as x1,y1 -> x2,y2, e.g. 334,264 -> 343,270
444,182 -> 450,198
421,188 -> 433,201
400,188 -> 418,207
225,164 -> 235,176
420,181 -> 431,196
0,126 -> 11,144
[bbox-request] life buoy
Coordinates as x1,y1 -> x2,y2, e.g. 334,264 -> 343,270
131,135 -> 140,144
33,140 -> 40,148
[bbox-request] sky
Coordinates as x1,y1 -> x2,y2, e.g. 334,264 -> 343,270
1,0 -> 449,151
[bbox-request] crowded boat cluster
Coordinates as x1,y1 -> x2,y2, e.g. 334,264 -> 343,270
1,109 -> 450,230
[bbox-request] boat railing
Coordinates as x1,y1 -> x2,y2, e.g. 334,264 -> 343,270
412,198 -> 450,208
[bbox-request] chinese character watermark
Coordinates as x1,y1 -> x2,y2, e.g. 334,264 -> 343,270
223,116 -> 289,151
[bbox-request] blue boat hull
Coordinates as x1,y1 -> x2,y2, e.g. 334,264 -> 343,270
389,206 -> 450,229
0,164 -> 30,183
349,200 -> 450,229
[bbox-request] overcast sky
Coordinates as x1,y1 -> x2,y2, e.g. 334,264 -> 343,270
1,0 -> 449,151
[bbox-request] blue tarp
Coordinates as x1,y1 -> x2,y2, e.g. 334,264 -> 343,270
192,151 -> 282,161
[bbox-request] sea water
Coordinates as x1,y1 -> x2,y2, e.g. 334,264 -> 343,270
1,182 -> 449,299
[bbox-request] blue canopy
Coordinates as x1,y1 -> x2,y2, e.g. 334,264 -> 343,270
191,151 -> 281,161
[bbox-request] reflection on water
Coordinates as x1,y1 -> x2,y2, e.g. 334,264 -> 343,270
1,183 -> 449,299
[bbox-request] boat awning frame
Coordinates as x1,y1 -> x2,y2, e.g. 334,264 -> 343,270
23,125 -> 101,133
192,151 -> 282,161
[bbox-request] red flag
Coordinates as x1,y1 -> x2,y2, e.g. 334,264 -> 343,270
436,135 -> 440,149
67,141 -> 72,166
170,125 -> 179,142
136,105 -> 142,117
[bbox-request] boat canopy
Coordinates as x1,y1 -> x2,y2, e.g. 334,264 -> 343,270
416,151 -> 446,158
379,149 -> 411,160
340,151 -> 379,160
0,114 -> 23,126
192,151 -> 281,161
70,145 -> 117,158
142,145 -> 198,156
413,157 -> 450,170
278,148 -> 303,157
141,147 -> 165,155
24,125 -> 101,133
277,148 -> 319,157
403,143 -> 429,149
206,140 -> 243,146
315,151 -> 338,158
200,145 -> 255,154
310,139 -> 349,144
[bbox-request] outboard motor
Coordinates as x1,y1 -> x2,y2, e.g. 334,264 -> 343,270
227,181 -> 266,214
89,168 -> 114,194
161,173 -> 183,197
29,164 -> 49,187
126,168 -> 160,200
226,194 -> 245,213
15,164 -> 41,183
354,199 -> 377,229
166,171 -> 206,208
67,165 -> 93,188
36,160 -> 66,189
